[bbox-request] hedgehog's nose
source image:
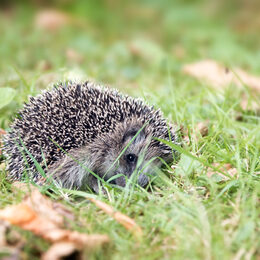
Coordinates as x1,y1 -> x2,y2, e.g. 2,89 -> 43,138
115,175 -> 126,187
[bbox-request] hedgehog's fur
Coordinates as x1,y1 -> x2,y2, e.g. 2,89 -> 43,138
4,81 -> 178,192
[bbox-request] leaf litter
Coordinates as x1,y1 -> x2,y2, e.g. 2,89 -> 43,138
183,59 -> 260,92
180,60 -> 257,182
0,183 -> 109,259
0,183 -> 143,258
183,60 -> 260,111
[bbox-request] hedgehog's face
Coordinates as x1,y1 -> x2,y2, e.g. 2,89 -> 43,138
99,123 -> 174,188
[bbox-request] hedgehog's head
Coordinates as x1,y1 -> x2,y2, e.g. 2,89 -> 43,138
90,118 -> 175,188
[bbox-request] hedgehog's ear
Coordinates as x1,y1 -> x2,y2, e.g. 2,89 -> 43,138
122,126 -> 145,145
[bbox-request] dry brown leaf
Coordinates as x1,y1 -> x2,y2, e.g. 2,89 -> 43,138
35,10 -> 70,31
12,182 -> 75,222
0,203 -> 109,252
183,60 -> 235,87
42,242 -> 80,260
183,60 -> 260,93
11,183 -> 65,226
0,186 -> 109,258
26,190 -> 65,226
207,163 -> 238,181
0,203 -> 55,229
184,60 -> 260,112
235,68 -> 260,93
89,198 -> 143,238
52,202 -> 76,223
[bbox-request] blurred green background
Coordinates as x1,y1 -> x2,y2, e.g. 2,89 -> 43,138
0,0 -> 260,126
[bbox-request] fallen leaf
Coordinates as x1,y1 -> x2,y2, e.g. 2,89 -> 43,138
25,190 -> 65,226
35,10 -> 70,31
0,204 -> 38,225
52,202 -> 76,223
183,60 -> 233,87
207,163 -> 238,181
235,68 -> 260,93
183,60 -> 260,93
0,185 -> 109,259
89,198 -> 143,238
42,242 -> 80,260
11,182 -> 70,226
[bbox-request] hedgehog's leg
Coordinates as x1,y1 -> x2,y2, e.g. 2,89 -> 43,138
47,150 -> 105,192
47,154 -> 90,189
87,174 -> 106,194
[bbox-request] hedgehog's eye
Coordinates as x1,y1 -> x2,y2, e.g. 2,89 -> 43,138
126,153 -> 137,164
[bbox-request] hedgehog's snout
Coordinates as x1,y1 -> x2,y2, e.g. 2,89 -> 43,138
113,172 -> 149,188
104,125 -> 162,188
110,151 -> 153,188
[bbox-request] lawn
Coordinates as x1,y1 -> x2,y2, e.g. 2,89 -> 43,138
0,0 -> 259,259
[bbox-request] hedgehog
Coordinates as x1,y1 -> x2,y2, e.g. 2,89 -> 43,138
3,81 -> 178,192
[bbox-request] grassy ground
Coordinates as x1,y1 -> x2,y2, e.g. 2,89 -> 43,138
0,0 -> 260,259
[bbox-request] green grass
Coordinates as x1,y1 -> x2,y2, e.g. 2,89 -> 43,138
0,0 -> 260,259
